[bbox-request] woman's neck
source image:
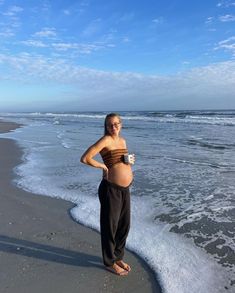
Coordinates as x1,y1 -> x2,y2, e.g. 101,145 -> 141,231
110,134 -> 120,140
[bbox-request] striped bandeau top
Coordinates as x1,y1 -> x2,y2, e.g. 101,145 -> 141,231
101,148 -> 128,169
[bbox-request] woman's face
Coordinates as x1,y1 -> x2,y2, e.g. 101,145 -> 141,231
106,116 -> 122,136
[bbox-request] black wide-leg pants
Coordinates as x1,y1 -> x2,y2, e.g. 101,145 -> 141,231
98,179 -> 131,267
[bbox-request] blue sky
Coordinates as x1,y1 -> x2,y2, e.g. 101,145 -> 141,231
0,0 -> 235,111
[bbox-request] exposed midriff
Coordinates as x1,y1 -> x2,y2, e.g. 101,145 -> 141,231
101,149 -> 133,187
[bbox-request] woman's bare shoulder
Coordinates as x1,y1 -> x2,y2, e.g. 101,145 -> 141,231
119,136 -> 127,146
98,135 -> 112,144
97,136 -> 112,154
95,135 -> 112,149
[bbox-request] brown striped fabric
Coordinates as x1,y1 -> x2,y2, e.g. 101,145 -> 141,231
101,149 -> 128,169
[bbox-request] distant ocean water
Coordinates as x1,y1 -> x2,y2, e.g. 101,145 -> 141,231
0,110 -> 234,293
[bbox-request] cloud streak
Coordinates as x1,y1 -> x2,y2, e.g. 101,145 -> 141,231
215,36 -> 235,56
33,28 -> 57,38
20,38 -> 114,55
0,5 -> 23,37
0,52 -> 234,110
21,40 -> 48,48
217,1 -> 235,8
18,22 -> 116,56
2,5 -> 23,16
219,14 -> 235,22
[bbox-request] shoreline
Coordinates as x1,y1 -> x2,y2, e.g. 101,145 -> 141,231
0,121 -> 162,293
0,119 -> 23,133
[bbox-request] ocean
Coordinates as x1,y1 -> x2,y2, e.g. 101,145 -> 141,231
0,110 -> 234,292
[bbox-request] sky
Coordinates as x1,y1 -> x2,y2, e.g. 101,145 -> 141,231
0,0 -> 235,112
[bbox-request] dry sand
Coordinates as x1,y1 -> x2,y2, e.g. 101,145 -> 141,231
0,121 -> 162,293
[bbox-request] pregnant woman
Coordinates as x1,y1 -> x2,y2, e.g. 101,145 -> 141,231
80,113 -> 135,276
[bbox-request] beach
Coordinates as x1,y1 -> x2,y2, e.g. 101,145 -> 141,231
0,120 -> 161,293
0,111 -> 234,293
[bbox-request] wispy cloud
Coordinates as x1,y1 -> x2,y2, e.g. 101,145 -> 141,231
82,18 -> 102,37
152,17 -> 164,24
63,9 -> 70,15
217,1 -> 235,7
21,40 -> 48,48
122,37 -> 130,43
205,16 -> 214,24
52,42 -> 107,53
0,28 -> 15,37
2,5 -> 23,16
219,14 -> 235,22
20,37 -> 114,55
215,36 -> 235,56
0,5 -> 23,37
42,1 -> 51,13
34,28 -> 57,38
119,12 -> 135,22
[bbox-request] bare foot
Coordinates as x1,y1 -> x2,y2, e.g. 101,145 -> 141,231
106,263 -> 129,276
116,260 -> 131,272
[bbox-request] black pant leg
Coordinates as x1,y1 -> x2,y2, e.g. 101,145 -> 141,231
98,180 -> 122,266
114,188 -> 130,261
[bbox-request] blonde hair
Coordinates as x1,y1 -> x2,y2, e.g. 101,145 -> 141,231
104,113 -> 122,135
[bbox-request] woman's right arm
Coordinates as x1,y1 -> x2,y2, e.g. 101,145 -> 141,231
80,136 -> 108,173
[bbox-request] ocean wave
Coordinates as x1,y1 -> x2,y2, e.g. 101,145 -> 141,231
186,138 -> 235,150
163,156 -> 233,169
1,111 -> 235,126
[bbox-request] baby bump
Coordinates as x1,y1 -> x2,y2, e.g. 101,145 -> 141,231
108,163 -> 133,187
